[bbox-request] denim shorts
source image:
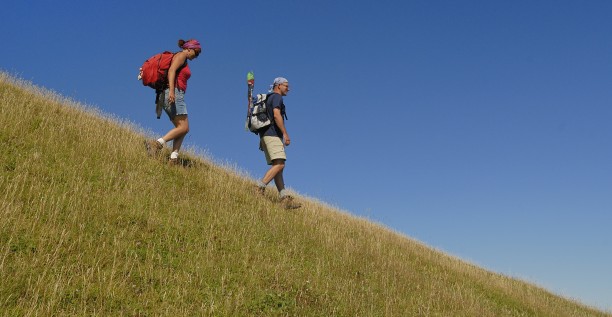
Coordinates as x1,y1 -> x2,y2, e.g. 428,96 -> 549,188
163,88 -> 187,119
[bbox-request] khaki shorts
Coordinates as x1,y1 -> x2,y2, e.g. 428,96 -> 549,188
261,136 -> 286,165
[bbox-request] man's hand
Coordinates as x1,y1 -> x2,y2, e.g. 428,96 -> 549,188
283,133 -> 291,146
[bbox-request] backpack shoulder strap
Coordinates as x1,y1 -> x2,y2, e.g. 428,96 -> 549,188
265,93 -> 288,120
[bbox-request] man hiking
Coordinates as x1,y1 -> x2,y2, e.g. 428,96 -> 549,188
255,77 -> 301,209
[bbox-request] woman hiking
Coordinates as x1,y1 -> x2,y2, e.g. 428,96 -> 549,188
145,38 -> 201,165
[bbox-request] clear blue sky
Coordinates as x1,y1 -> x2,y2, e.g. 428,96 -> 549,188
2,0 -> 611,312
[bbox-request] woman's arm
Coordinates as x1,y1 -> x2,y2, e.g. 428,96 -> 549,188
167,51 -> 188,103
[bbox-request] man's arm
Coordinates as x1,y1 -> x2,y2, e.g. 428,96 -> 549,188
273,108 -> 290,146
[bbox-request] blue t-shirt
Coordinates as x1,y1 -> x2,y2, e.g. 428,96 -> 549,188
261,93 -> 285,137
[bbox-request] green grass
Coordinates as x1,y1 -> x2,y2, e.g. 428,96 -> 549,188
0,71 -> 609,316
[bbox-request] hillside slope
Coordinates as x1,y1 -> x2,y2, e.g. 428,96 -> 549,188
0,73 -> 609,316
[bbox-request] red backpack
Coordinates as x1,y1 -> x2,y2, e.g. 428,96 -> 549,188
138,51 -> 175,91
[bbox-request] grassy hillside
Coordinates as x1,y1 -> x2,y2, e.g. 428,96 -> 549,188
0,72 -> 609,316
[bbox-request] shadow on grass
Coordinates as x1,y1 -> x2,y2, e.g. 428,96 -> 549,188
173,157 -> 206,169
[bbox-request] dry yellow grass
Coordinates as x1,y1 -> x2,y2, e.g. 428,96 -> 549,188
0,71 -> 609,316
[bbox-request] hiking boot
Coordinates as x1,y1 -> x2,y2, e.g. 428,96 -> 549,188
168,158 -> 179,166
144,139 -> 163,157
280,195 -> 301,210
253,185 -> 265,196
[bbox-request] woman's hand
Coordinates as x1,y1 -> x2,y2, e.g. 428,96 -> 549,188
168,90 -> 176,104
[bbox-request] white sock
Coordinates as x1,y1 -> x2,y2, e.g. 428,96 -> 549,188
170,151 -> 179,159
279,189 -> 288,198
157,138 -> 166,146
